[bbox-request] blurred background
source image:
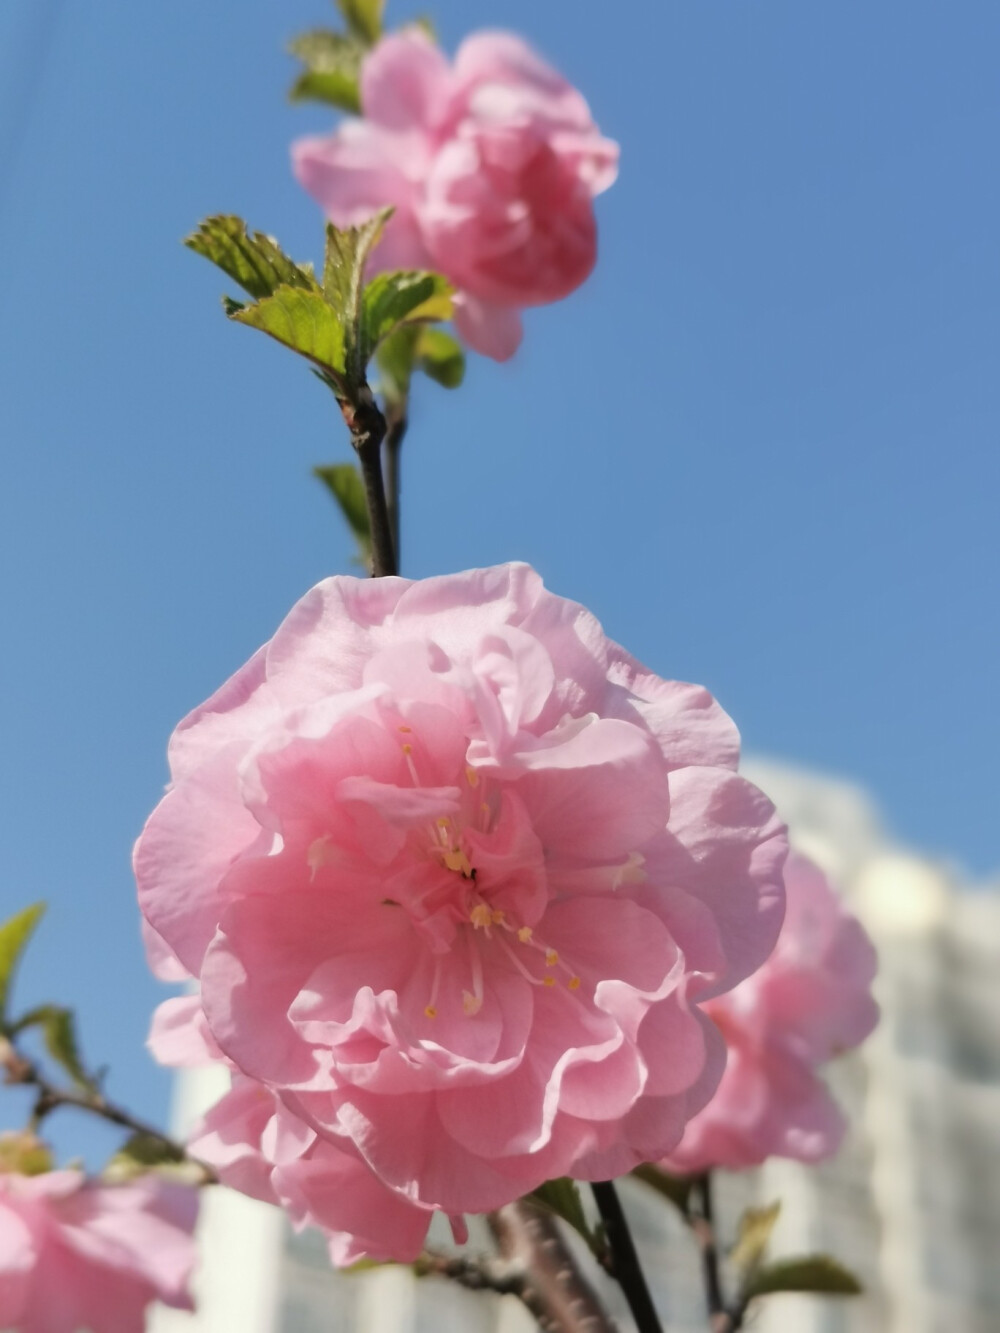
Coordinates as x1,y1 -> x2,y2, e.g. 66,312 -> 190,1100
0,0 -> 997,1328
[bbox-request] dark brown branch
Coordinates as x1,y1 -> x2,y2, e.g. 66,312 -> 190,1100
489,1201 -> 617,1333
592,1181 -> 663,1333
341,386 -> 396,577
383,406 -> 407,571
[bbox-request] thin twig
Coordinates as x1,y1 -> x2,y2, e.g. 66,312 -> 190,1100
688,1174 -> 740,1333
591,1181 -> 663,1333
1,1041 -> 216,1184
489,1201 -> 618,1333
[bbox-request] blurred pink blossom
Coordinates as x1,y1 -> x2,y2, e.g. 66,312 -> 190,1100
293,29 -> 618,360
0,1166 -> 197,1333
137,562 -> 786,1230
663,852 -> 879,1175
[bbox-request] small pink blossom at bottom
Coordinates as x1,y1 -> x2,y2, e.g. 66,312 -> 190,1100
0,1168 -> 198,1333
662,852 -> 879,1175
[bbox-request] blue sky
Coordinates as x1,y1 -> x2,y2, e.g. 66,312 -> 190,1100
1,0 -> 997,1163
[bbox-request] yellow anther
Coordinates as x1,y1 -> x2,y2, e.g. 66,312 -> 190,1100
491,910 -> 505,925
568,977 -> 581,991
462,992 -> 483,1016
481,802 -> 490,815
545,949 -> 559,967
469,904 -> 493,929
437,817 -> 451,828
466,767 -> 479,788
517,926 -> 533,944
444,848 -> 474,877
398,724 -> 412,733
402,743 -> 413,755
543,976 -> 556,988
424,1005 -> 437,1019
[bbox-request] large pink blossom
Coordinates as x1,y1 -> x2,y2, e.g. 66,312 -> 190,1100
663,853 -> 879,1175
136,563 -> 786,1227
0,1165 -> 197,1333
293,29 -> 618,360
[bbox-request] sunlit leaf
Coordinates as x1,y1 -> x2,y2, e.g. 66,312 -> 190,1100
730,1200 -> 781,1274
361,271 -> 453,363
336,0 -> 385,46
744,1254 -> 863,1300
0,903 -> 45,1026
230,286 -> 347,384
288,30 -> 363,111
185,216 -> 318,301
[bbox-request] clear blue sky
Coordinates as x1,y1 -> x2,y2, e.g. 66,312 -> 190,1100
1,0 -> 997,1164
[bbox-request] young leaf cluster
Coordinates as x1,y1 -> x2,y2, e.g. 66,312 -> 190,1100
288,0 -> 386,112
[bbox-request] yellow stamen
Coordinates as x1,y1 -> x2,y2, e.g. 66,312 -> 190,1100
424,1005 -> 437,1019
517,926 -> 533,944
543,976 -> 556,988
481,802 -> 490,816
402,743 -> 413,755
444,848 -> 474,877
545,949 -> 559,967
465,767 -> 479,787
398,724 -> 412,733
462,991 -> 483,1016
437,817 -> 451,828
469,904 -> 493,930
491,910 -> 505,925
568,976 -> 581,991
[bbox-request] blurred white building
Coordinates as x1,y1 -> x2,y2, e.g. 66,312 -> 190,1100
152,763 -> 1000,1333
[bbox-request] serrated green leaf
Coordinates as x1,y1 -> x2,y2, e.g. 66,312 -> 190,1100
336,0 -> 385,45
528,1178 -> 598,1252
0,903 -> 45,1026
361,271 -> 454,363
415,327 -> 465,388
288,30 -> 363,112
632,1163 -> 695,1215
322,212 -> 392,383
313,463 -> 371,559
744,1255 -> 863,1300
185,216 -> 319,301
731,1201 -> 781,1274
230,286 -> 347,384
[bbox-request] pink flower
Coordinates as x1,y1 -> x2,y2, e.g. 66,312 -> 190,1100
0,1166 -> 197,1333
136,563 -> 786,1228
292,29 -> 618,360
150,997 -> 436,1266
663,853 -> 879,1175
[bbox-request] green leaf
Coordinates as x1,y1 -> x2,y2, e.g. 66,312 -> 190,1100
361,270 -> 454,363
730,1201 -> 781,1274
230,286 -> 347,385
185,216 -> 319,302
35,1005 -> 94,1090
528,1178 -> 600,1254
415,327 -> 465,388
288,30 -> 363,112
631,1163 -> 695,1215
313,463 -> 371,559
744,1255 -> 863,1300
375,326 -> 418,406
335,0 -> 385,45
0,903 -> 45,1026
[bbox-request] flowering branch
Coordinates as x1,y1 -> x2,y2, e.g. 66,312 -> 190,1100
488,1201 -> 617,1333
687,1174 -> 739,1332
340,387 -> 396,577
591,1182 -> 662,1333
0,1036 -> 215,1185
